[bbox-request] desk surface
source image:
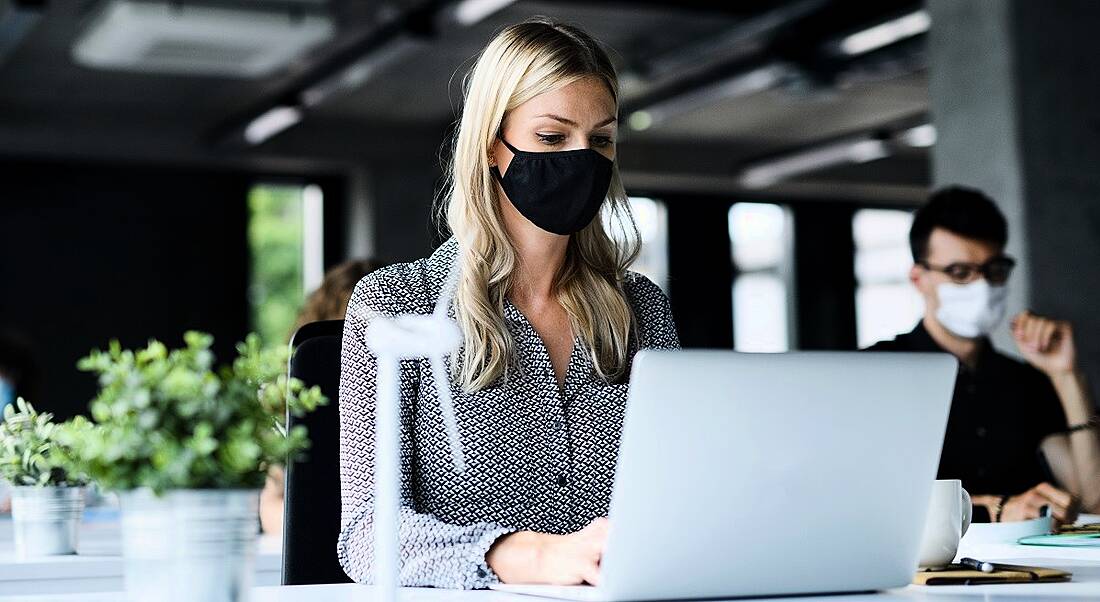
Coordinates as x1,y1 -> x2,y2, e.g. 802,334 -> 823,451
3,514 -> 1100,601
1,578 -> 1100,602
0,513 -> 281,595
1,543 -> 1099,602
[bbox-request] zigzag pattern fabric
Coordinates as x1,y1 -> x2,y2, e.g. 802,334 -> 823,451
338,237 -> 680,589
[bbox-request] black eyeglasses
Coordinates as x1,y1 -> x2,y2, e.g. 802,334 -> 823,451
917,255 -> 1016,285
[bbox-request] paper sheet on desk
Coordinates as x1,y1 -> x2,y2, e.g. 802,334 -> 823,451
961,517 -> 1053,544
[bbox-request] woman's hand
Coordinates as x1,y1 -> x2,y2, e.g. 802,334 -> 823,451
487,518 -> 609,585
999,482 -> 1080,525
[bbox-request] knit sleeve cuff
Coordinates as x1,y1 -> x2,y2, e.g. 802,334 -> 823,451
463,523 -> 517,589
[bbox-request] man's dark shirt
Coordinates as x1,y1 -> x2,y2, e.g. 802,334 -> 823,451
867,323 -> 1067,504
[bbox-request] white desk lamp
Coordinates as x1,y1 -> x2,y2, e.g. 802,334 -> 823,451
359,258 -> 466,600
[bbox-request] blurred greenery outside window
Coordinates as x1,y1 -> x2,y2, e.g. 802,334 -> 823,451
248,183 -> 319,347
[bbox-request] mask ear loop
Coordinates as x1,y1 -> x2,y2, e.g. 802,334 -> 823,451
496,136 -> 522,155
490,131 -> 521,182
489,161 -> 505,184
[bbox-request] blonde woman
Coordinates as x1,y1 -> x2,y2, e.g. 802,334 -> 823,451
338,19 -> 679,589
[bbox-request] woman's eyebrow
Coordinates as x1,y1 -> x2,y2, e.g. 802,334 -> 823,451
534,114 -> 618,128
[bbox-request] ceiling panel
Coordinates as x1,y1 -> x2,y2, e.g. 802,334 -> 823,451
628,71 -> 929,145
0,0 -> 930,192
313,0 -> 744,123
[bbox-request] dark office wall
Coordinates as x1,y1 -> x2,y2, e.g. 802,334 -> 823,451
0,159 -> 252,420
361,155 -> 447,264
1012,1 -> 1100,394
793,204 -> 858,351
666,198 -> 734,349
319,175 -> 350,271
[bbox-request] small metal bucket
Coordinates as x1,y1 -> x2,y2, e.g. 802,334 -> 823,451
120,489 -> 259,602
10,485 -> 84,558
119,489 -> 174,602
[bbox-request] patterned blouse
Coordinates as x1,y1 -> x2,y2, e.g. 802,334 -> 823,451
337,237 -> 680,589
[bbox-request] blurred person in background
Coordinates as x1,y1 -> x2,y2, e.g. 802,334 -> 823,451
868,186 -> 1100,524
0,328 -> 41,513
0,329 -> 40,415
259,258 -> 381,535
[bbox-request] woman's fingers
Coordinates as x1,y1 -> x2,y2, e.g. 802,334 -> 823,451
1000,484 -> 1080,524
1065,502 -> 1081,524
582,563 -> 601,586
1043,502 -> 1069,523
1028,483 -> 1080,523
540,518 -> 608,586
1036,482 -> 1073,508
1007,489 -> 1047,519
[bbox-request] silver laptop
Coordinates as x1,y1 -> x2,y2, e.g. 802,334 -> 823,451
492,350 -> 956,601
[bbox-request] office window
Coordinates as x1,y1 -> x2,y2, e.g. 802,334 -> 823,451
729,203 -> 792,352
247,182 -> 324,345
853,209 -> 923,348
603,196 -> 669,292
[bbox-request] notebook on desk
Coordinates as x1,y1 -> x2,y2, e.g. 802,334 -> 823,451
915,563 -> 1071,585
491,350 -> 957,601
1019,533 -> 1100,547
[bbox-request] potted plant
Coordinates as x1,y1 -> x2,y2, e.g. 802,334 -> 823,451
0,398 -> 88,558
60,331 -> 326,602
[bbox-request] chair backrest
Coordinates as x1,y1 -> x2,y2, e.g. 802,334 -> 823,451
282,319 -> 353,585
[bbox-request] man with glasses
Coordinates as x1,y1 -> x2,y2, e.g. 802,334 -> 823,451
868,186 -> 1099,524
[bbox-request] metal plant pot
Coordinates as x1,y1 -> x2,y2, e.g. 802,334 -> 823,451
120,488 -> 259,602
10,485 -> 84,558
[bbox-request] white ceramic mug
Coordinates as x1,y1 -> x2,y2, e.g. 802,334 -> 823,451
917,479 -> 972,568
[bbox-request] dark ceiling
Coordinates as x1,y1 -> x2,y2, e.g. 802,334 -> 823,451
0,0 -> 931,203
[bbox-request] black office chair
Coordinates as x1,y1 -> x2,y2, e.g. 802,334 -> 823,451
282,319 -> 354,585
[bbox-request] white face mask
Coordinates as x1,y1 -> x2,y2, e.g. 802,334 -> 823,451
935,279 -> 1009,339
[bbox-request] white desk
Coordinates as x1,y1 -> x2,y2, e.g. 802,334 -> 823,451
0,542 -> 1099,602
3,512 -> 1099,601
0,573 -> 1099,602
0,512 -> 282,595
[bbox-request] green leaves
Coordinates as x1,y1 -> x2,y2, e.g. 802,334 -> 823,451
0,398 -> 88,487
62,332 -> 328,493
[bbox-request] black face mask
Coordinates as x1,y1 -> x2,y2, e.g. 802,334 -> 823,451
490,136 -> 614,236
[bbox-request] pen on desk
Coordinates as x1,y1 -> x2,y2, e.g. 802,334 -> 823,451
959,557 -> 995,573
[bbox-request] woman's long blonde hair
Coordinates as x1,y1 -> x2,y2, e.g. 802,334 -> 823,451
439,18 -> 640,392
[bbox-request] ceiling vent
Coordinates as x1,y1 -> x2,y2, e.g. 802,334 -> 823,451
0,0 -> 44,67
72,0 -> 334,78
